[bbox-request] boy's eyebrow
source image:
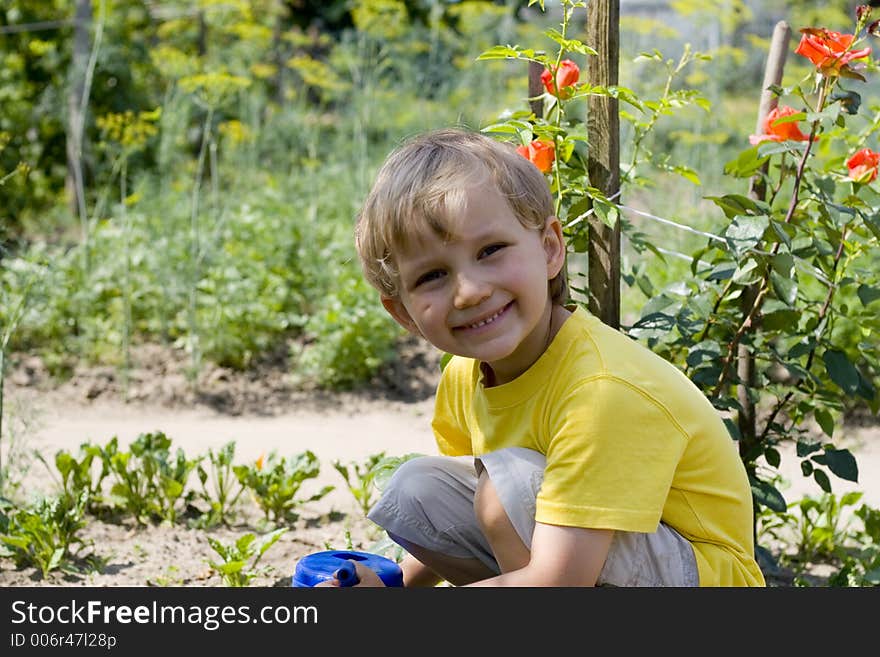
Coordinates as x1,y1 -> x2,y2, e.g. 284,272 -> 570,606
395,251 -> 443,276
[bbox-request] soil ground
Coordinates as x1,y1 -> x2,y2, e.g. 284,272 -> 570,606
1,339 -> 878,587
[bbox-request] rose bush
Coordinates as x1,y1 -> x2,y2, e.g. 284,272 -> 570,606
480,0 -> 880,573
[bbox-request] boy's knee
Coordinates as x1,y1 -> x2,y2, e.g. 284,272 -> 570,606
386,456 -> 454,502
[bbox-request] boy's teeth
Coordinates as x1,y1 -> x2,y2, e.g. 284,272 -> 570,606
469,308 -> 502,328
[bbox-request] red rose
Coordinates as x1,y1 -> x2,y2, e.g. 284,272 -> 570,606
795,28 -> 871,71
846,147 -> 880,182
516,139 -> 555,173
541,59 -> 580,98
749,106 -> 814,145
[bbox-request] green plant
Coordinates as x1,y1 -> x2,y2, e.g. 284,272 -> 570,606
206,527 -> 287,587
0,490 -> 91,579
234,450 -> 333,524
105,432 -> 200,524
195,440 -> 246,528
827,502 -> 880,586
758,490 -> 865,574
791,491 -> 865,563
147,564 -> 184,587
38,442 -> 110,515
332,451 -> 386,518
294,265 -> 404,389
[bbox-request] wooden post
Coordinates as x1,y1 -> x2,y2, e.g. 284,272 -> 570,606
586,0 -> 621,329
528,59 -> 544,118
739,21 -> 790,451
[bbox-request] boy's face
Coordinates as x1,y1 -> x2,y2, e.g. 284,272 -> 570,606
382,184 -> 565,384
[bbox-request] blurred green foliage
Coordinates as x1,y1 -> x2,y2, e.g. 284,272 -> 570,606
1,0 -> 877,399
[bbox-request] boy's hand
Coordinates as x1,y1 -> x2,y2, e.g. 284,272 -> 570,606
313,561 -> 386,587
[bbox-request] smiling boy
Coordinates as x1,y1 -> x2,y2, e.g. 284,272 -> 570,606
342,127 -> 765,587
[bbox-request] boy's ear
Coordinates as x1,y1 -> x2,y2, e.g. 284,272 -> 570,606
381,295 -> 421,335
542,215 -> 566,279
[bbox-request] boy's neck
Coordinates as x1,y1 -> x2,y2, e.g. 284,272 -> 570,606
479,304 -> 571,387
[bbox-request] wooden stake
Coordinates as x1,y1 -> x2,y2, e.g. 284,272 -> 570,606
586,0 -> 621,329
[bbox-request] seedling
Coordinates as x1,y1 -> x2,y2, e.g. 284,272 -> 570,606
0,490 -> 90,579
206,527 -> 287,587
332,451 -> 386,517
234,450 -> 333,524
195,440 -> 246,527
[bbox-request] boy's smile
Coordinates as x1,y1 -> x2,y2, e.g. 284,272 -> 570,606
382,183 -> 567,386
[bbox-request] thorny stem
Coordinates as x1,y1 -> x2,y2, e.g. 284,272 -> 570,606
758,224 -> 850,443
711,76 -> 832,397
548,2 -> 574,218
622,47 -> 692,186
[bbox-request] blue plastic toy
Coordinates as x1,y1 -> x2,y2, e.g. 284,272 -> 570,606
291,549 -> 404,587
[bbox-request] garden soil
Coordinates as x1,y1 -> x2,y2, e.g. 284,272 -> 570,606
2,340 -> 879,587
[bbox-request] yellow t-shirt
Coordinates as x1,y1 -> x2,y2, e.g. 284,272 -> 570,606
432,306 -> 765,587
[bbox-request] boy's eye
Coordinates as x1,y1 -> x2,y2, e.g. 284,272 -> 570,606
414,270 -> 444,287
479,243 -> 506,258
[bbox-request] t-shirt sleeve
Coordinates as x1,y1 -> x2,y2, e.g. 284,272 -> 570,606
536,375 -> 689,532
430,357 -> 474,457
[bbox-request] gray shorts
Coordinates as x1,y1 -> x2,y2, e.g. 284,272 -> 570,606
367,447 -> 699,587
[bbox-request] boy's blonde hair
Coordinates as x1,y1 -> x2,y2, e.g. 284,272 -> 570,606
355,127 -> 567,302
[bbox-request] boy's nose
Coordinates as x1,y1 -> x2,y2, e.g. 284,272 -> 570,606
453,272 -> 491,309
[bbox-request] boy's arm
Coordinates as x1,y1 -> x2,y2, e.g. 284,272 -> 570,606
466,522 -> 614,587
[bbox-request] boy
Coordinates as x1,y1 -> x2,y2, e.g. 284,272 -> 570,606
340,127 -> 764,587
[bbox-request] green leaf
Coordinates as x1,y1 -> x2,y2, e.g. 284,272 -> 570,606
545,29 -> 597,56
769,221 -> 793,249
476,45 -> 524,61
705,194 -> 764,219
724,214 -> 768,257
751,477 -> 787,512
722,148 -> 770,178
732,258 -> 761,285
814,408 -> 834,438
857,284 -> 880,307
762,308 -> 799,331
671,164 -> 700,185
770,271 -> 798,306
822,349 -> 860,394
813,469 -> 832,493
796,440 -> 822,457
723,418 -> 741,441
48,548 -> 64,572
812,448 -> 858,482
213,559 -> 247,575
865,213 -> 880,239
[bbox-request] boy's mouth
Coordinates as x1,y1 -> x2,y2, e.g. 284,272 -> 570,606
455,301 -> 513,331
